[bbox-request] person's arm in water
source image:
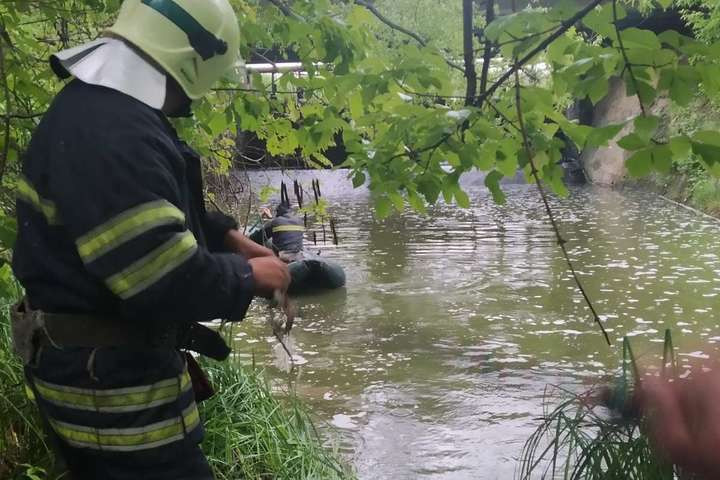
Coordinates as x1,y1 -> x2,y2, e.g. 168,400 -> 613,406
224,229 -> 274,259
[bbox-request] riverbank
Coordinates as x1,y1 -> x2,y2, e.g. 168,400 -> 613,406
631,97 -> 720,218
0,289 -> 353,480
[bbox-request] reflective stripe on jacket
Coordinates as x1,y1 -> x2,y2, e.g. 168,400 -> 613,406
265,214 -> 304,253
29,346 -> 204,456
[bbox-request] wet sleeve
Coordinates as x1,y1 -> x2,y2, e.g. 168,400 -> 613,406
48,133 -> 254,324
202,210 -> 238,253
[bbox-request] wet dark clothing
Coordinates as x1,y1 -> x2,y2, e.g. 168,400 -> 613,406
12,79 -> 255,479
262,213 -> 305,254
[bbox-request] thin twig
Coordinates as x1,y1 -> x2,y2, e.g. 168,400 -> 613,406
487,100 -> 522,133
1,112 -> 45,120
513,69 -> 611,346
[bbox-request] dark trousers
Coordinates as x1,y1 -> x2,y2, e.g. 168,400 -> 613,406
27,346 -> 214,480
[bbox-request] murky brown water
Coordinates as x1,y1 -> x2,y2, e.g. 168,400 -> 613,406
227,171 -> 720,479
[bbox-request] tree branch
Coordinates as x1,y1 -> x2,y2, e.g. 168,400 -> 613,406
477,0 -> 495,109
463,0 -> 477,107
613,0 -> 646,116
1,111 -> 45,120
355,0 -> 465,74
474,0 -> 604,107
513,69 -> 611,346
265,0 -> 301,20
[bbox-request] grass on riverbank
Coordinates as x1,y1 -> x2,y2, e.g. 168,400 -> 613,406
519,333 -> 677,480
0,288 -> 353,480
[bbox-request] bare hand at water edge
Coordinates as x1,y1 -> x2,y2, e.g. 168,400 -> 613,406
249,256 -> 291,297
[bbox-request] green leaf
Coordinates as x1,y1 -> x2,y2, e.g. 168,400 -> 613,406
584,5 -> 621,38
636,81 -> 657,106
442,174 -> 460,204
349,91 -> 364,119
670,73 -> 694,107
375,196 -> 393,219
626,149 -> 653,177
417,175 -> 441,204
407,190 -> 427,213
497,154 -> 518,178
484,170 -> 506,204
634,115 -> 660,142
669,135 -> 692,158
621,28 -> 662,51
651,145 -> 673,174
388,191 -> 405,211
352,171 -> 366,188
458,144 -> 477,169
586,124 -> 624,148
617,133 -> 648,151
588,77 -> 609,104
0,214 -> 17,250
475,142 -> 496,170
454,188 -> 470,208
693,130 -> 720,146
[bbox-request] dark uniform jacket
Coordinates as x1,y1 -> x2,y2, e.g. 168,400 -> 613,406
262,214 -> 305,253
10,80 -> 254,473
13,79 -> 254,323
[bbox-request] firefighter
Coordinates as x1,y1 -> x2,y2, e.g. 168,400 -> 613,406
260,203 -> 306,263
11,0 -> 289,478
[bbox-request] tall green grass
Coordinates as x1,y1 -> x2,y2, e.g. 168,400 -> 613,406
518,332 -> 677,480
200,358 -> 353,479
0,284 -> 353,480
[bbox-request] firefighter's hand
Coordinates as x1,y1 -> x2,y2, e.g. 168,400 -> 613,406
248,257 -> 290,297
637,365 -> 720,479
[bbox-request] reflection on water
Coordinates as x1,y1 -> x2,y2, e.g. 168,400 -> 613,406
232,171 -> 720,479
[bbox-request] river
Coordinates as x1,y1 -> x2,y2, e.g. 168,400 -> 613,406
228,170 -> 720,479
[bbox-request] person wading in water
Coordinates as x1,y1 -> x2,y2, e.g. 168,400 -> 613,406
11,1 -> 289,478
260,203 -> 306,264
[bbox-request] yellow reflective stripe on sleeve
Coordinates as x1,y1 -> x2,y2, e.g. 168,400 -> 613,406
49,403 -> 200,452
76,200 -> 186,263
16,176 -> 61,225
106,231 -> 198,299
272,225 -> 305,233
33,371 -> 192,413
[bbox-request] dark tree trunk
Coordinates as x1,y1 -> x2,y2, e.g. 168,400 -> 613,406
477,0 -> 495,108
462,0 -> 477,107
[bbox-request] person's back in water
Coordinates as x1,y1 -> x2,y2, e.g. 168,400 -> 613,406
263,204 -> 305,262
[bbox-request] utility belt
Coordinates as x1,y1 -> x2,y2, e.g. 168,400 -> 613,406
11,301 -> 231,361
